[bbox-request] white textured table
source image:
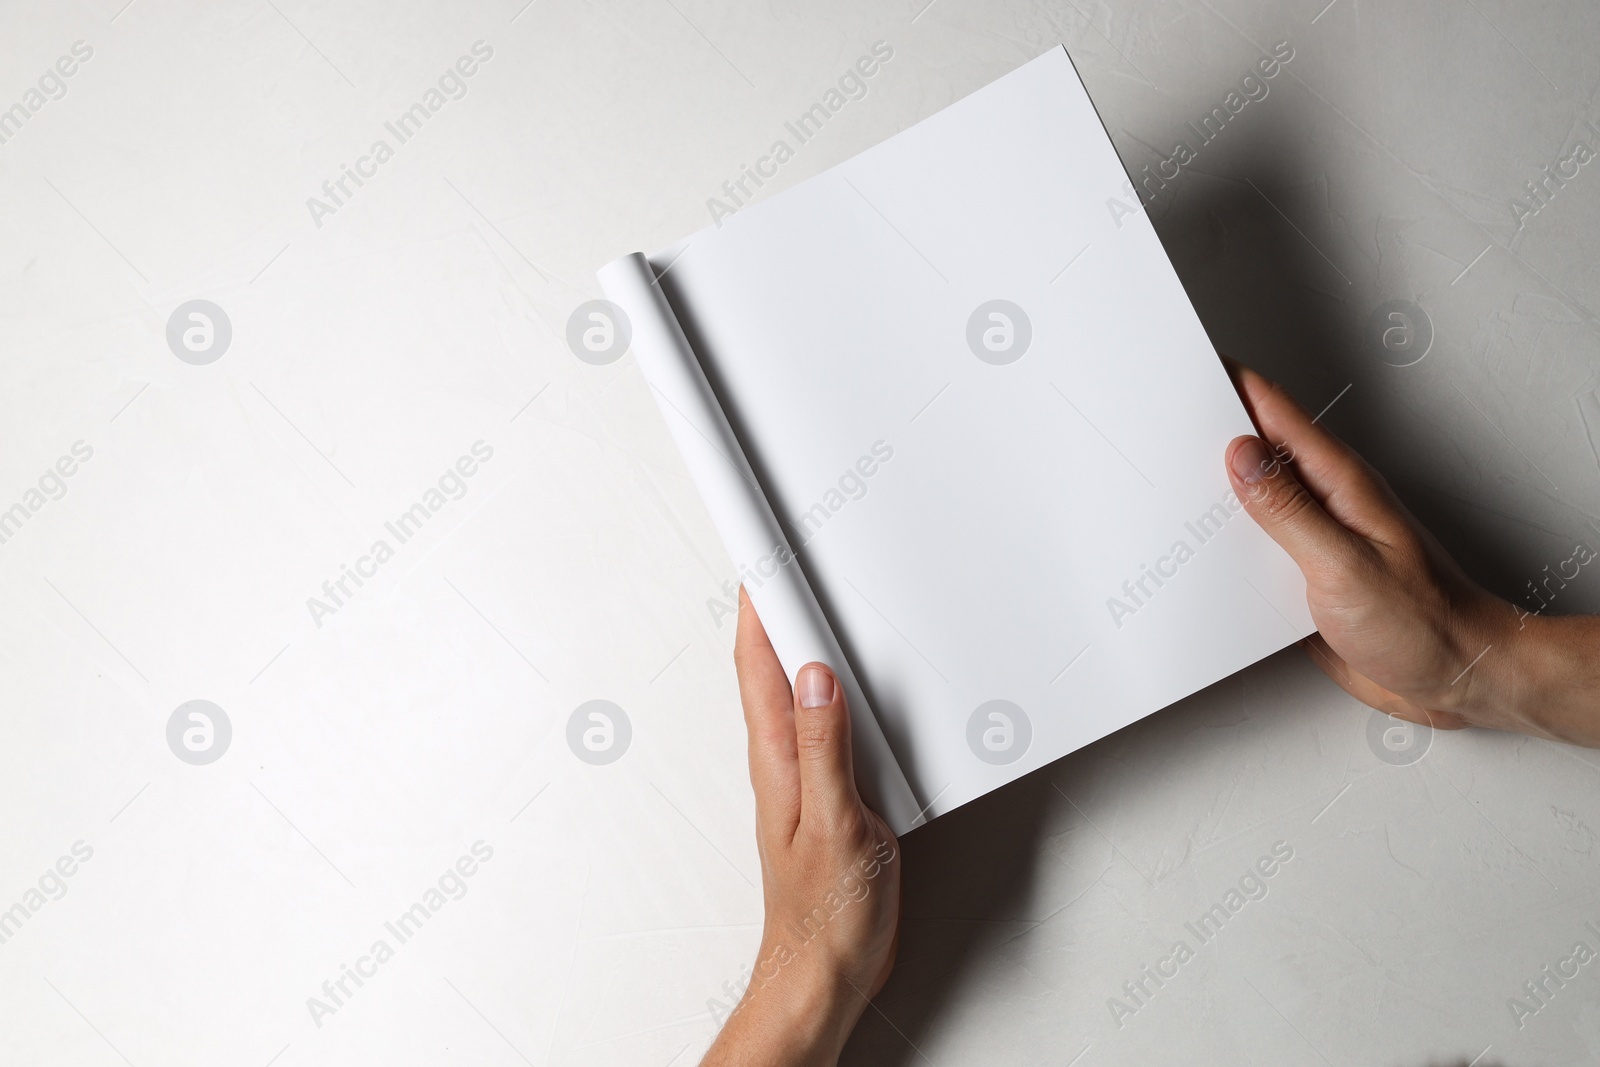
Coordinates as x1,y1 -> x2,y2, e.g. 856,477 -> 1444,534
3,2 -> 1598,1064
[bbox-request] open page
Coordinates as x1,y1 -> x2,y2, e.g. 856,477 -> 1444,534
603,46 -> 1315,827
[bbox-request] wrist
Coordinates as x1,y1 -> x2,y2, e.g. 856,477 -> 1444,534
1448,594 -> 1529,727
713,942 -> 861,1066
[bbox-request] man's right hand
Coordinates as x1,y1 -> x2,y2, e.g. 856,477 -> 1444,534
1224,362 -> 1600,747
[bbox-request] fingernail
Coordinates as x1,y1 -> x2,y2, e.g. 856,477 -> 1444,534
797,665 -> 835,709
1230,436 -> 1273,485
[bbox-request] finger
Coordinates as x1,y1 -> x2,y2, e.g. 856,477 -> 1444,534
1225,362 -> 1408,543
734,588 -> 801,834
1227,432 -> 1365,582
792,662 -> 859,827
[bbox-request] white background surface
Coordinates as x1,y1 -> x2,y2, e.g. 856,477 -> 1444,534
2,1 -> 1598,1065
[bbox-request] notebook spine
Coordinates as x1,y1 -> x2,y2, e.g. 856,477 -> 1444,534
597,251 -> 925,834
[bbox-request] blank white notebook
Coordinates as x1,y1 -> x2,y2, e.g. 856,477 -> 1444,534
599,46 -> 1314,834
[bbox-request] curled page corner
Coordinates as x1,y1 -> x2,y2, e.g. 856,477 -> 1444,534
598,251 -> 926,835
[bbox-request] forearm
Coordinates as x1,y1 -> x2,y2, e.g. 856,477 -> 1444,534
1454,600 -> 1600,747
1501,611 -> 1600,747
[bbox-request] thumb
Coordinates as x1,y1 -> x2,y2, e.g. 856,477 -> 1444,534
1227,434 -> 1361,579
792,662 -> 858,825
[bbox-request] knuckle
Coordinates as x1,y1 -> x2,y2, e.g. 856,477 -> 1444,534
795,709 -> 844,757
1257,474 -> 1316,526
731,641 -> 762,679
800,804 -> 868,849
